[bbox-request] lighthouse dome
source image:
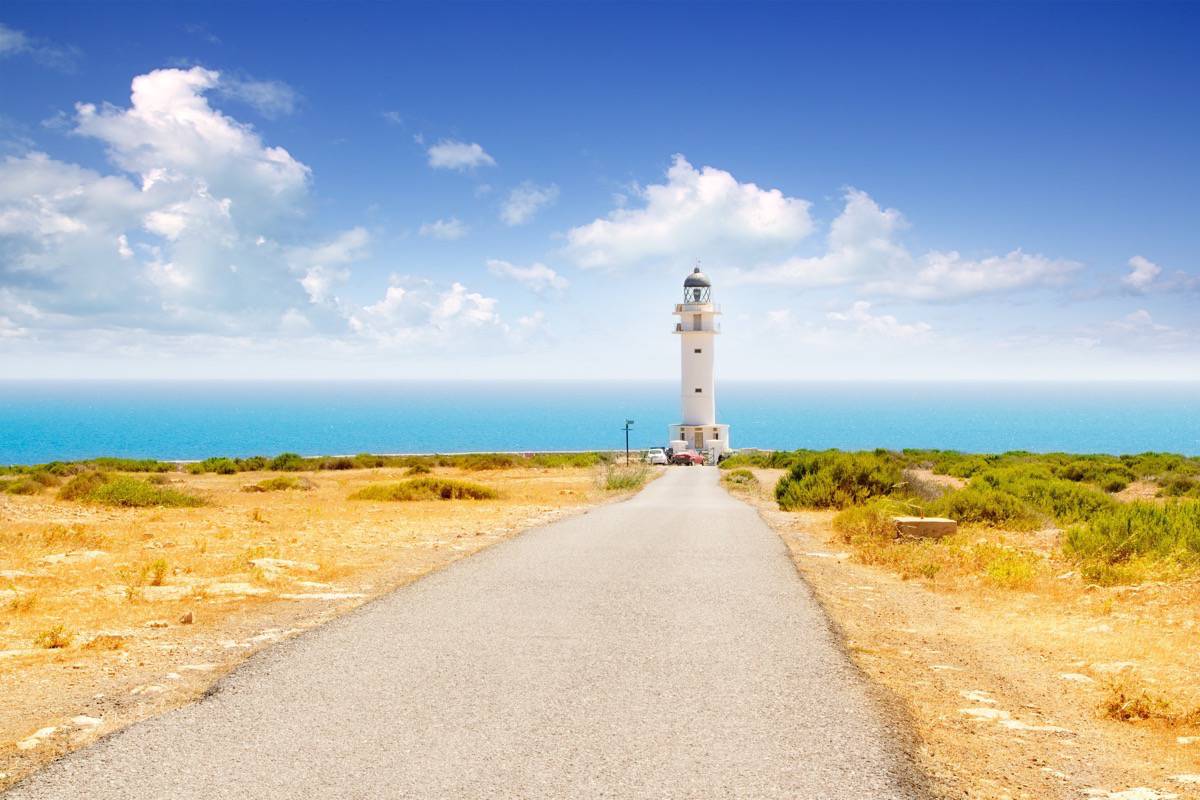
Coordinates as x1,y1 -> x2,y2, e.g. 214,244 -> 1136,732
683,267 -> 711,288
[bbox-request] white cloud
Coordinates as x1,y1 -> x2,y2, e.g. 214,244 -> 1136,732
75,67 -> 310,214
734,186 -> 1078,301
381,110 -> 404,126
735,189 -> 907,287
1123,255 -> 1161,292
426,139 -> 495,171
870,249 -> 1079,301
217,76 -> 301,118
418,217 -> 468,240
826,301 -> 932,338
501,181 -> 559,226
351,278 -> 514,348
565,154 -> 813,269
486,259 -> 568,293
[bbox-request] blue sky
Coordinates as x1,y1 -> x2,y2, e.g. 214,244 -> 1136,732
0,1 -> 1197,380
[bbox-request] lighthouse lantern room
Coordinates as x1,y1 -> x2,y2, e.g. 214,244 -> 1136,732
669,267 -> 730,461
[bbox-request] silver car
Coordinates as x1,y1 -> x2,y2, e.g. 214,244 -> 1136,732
645,448 -> 668,465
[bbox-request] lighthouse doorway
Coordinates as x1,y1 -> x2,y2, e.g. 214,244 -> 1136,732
693,431 -> 704,449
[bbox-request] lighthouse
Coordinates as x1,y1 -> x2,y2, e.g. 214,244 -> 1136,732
668,267 -> 730,460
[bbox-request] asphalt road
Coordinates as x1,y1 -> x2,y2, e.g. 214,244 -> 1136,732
9,466 -> 921,799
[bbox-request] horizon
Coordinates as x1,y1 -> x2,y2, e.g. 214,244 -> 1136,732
1,1 -> 1198,381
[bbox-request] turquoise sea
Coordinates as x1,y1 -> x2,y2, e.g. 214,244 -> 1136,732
1,381 -> 1198,465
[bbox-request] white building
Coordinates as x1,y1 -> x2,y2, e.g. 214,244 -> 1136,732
668,267 -> 730,459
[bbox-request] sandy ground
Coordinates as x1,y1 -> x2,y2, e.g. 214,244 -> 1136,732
726,468 -> 1200,800
0,465 -> 631,789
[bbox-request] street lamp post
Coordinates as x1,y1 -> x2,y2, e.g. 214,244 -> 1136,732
622,419 -> 635,465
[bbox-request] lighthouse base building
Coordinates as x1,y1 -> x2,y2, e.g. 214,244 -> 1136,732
669,267 -> 730,461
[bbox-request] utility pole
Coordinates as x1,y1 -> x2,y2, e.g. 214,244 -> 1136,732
622,419 -> 635,465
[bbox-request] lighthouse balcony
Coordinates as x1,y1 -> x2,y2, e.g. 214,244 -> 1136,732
674,322 -> 721,333
674,303 -> 722,314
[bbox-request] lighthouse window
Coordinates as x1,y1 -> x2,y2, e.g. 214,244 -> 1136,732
694,388 -> 702,393
694,348 -> 702,354
693,314 -> 702,329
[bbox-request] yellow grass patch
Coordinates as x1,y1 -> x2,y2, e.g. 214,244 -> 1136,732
0,463 -> 613,788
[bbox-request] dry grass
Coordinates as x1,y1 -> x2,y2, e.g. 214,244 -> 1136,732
0,463 -> 612,787
728,475 -> 1200,798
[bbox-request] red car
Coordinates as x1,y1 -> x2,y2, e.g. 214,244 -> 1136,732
670,450 -> 705,466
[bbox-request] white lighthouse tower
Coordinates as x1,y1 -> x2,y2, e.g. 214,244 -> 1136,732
669,267 -> 730,460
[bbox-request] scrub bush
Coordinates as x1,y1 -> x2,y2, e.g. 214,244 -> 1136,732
350,478 -> 498,501
775,450 -> 904,510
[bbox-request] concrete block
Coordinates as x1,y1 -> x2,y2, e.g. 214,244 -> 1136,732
893,516 -> 957,539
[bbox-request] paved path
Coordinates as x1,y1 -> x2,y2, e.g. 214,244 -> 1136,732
9,467 -> 921,799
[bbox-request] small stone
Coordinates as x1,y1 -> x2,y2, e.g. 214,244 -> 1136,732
1059,673 -> 1095,683
178,610 -> 194,625
1178,736 -> 1200,745
16,727 -> 57,750
71,715 -> 102,727
960,690 -> 996,704
1171,776 -> 1200,784
145,619 -> 169,628
130,684 -> 167,696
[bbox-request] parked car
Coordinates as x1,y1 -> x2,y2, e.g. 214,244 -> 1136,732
645,448 -> 668,465
670,449 -> 705,466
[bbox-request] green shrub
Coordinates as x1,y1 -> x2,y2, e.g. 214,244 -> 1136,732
720,450 -> 803,471
528,452 -> 607,468
87,457 -> 174,473
970,466 -> 1116,524
350,478 -> 498,502
242,476 -> 314,493
602,465 -> 650,491
775,450 -> 904,510
721,468 -> 758,487
405,464 -> 432,476
1065,501 -> 1200,569
930,486 -> 1041,530
4,476 -> 43,495
269,452 -> 307,471
980,547 -> 1041,590
320,457 -> 356,471
456,453 -> 520,471
60,473 -> 203,507
58,471 -> 110,501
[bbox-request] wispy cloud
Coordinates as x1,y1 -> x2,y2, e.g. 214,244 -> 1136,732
419,217 -> 468,240
217,75 -> 301,118
0,22 -> 81,72
486,259 -> 568,293
501,181 -> 559,226
427,139 -> 495,171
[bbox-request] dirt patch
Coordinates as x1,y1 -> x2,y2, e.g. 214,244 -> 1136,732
0,465 -> 637,788
724,477 -> 1200,800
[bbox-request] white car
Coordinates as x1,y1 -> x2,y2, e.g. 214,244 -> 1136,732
645,448 -> 668,465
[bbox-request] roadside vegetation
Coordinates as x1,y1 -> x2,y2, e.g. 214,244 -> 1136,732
728,447 -> 1200,740
600,464 -> 651,491
724,448 -> 1200,588
349,477 -> 498,501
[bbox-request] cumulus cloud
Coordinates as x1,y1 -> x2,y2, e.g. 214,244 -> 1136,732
0,68 -> 532,356
501,181 -> 559,226
426,139 -> 495,171
418,217 -> 468,240
486,259 -> 568,293
826,301 -> 932,339
350,277 -> 517,348
1123,255 -> 1161,292
0,22 -> 80,71
564,154 -> 813,269
734,186 -> 1078,301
